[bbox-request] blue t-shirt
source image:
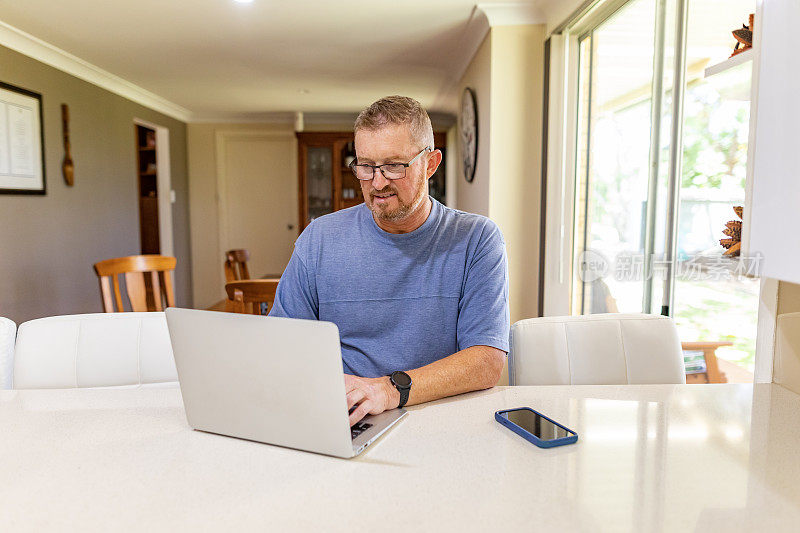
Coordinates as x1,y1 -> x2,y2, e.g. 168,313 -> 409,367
269,197 -> 510,377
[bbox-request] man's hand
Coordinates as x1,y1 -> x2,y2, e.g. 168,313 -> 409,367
344,374 -> 401,426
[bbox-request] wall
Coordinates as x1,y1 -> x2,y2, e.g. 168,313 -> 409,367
454,26 -> 545,324
0,45 -> 191,324
488,25 -> 545,324
455,34 -> 492,216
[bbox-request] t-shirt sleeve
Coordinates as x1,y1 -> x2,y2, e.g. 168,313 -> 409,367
456,221 -> 510,353
268,247 -> 319,320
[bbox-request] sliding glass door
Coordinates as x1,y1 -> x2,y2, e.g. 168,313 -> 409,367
570,0 -> 758,371
573,0 -> 660,314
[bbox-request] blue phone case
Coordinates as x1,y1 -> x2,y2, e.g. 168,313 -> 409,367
495,407 -> 578,448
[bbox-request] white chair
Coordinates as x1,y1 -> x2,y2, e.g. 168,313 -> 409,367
0,317 -> 16,390
509,313 -> 686,385
13,312 -> 177,389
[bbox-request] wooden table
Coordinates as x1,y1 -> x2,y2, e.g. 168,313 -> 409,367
2,384 -> 799,531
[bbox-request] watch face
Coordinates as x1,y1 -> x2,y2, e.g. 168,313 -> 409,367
392,371 -> 412,388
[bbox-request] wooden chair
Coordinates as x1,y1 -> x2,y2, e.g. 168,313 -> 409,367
682,341 -> 731,384
93,255 -> 176,312
224,279 -> 279,315
224,249 -> 251,282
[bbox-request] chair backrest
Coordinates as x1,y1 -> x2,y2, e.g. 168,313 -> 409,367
224,249 -> 251,282
93,255 -> 176,312
13,312 -> 177,389
509,313 -> 686,385
0,317 -> 16,390
224,279 -> 279,315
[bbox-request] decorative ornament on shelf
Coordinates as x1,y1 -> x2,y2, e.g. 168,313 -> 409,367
720,205 -> 743,257
730,14 -> 754,58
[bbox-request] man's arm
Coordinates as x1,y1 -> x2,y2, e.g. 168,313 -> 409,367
345,345 -> 505,426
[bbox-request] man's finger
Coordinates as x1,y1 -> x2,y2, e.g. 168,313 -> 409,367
343,374 -> 360,393
346,388 -> 366,410
349,400 -> 372,426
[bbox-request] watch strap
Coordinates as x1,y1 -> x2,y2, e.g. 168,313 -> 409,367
397,385 -> 410,408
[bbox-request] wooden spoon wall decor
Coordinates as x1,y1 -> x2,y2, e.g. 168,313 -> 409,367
61,103 -> 74,186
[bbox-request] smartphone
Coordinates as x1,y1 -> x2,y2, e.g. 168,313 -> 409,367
495,407 -> 578,448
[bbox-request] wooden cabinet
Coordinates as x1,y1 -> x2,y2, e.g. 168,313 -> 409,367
296,131 -> 447,231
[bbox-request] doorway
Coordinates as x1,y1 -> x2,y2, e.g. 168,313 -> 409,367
215,131 -> 297,285
133,118 -> 173,257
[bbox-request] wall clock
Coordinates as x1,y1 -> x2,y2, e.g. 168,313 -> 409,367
459,87 -> 478,183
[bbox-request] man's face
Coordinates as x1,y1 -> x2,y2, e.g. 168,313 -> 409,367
354,124 -> 429,222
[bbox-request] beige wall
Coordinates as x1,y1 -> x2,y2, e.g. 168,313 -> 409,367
0,45 -> 191,323
488,25 -> 545,323
454,25 -> 545,324
456,34 -> 492,216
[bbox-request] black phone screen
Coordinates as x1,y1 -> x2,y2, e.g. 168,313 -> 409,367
504,409 -> 572,440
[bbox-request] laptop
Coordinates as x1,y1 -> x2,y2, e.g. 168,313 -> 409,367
165,307 -> 407,458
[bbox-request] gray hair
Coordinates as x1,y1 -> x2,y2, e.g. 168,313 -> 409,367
354,95 -> 434,149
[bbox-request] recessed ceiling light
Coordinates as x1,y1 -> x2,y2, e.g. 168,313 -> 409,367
298,89 -> 311,94
233,0 -> 253,4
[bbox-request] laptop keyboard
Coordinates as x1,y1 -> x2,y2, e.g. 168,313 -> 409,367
351,422 -> 372,440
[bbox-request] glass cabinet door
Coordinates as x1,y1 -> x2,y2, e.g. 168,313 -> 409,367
305,146 -> 333,225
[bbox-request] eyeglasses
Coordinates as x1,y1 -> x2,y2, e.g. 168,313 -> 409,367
350,147 -> 431,181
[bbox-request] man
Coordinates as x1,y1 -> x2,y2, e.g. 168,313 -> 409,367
270,95 -> 509,426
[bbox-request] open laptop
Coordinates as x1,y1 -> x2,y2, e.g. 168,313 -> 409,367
165,308 -> 406,458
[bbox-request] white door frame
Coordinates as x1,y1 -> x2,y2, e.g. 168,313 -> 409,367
133,117 -> 174,257
214,130 -> 297,288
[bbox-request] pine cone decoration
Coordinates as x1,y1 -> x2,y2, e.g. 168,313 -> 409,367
720,205 -> 743,257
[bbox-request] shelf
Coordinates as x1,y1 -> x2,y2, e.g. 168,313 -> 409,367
138,146 -> 155,152
140,171 -> 157,177
704,48 -> 754,78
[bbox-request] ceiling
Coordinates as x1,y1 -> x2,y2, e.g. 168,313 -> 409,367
0,0 -> 565,121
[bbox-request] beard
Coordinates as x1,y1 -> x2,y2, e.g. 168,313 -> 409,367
366,176 -> 428,222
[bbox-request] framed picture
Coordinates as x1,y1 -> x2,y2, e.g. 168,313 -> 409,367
0,81 -> 46,195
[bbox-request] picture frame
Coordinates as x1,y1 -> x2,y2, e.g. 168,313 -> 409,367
0,81 -> 46,195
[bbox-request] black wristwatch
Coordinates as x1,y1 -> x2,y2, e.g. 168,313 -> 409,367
390,371 -> 412,408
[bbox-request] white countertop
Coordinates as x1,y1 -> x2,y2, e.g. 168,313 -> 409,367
2,384 -> 799,532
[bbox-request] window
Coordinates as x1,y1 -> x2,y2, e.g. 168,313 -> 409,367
548,0 -> 758,373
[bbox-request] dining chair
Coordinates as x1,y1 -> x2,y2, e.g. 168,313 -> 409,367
224,249 -> 251,282
509,313 -> 686,385
93,255 -> 176,312
224,279 -> 279,315
13,312 -> 177,389
0,317 -> 16,390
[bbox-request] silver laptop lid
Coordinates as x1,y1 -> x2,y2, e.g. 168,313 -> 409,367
165,308 -> 355,458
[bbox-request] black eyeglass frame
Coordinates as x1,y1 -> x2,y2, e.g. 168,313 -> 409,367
349,146 -> 432,181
